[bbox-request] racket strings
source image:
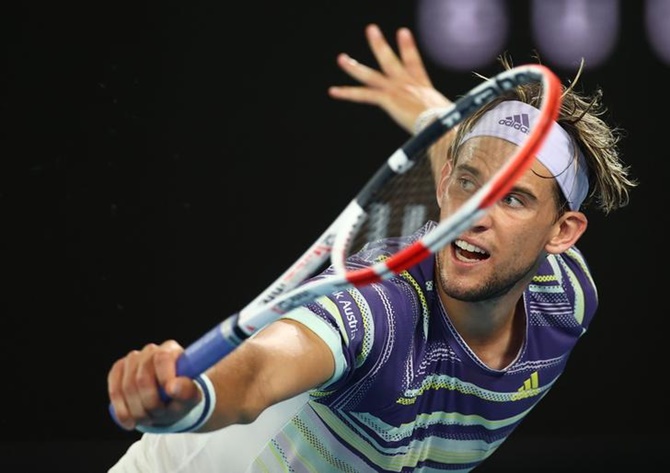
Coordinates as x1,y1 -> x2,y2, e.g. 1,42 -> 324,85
349,149 -> 440,256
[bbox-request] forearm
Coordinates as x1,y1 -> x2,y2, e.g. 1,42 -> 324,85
199,319 -> 335,432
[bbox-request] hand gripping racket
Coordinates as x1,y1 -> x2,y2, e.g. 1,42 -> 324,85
110,63 -> 561,423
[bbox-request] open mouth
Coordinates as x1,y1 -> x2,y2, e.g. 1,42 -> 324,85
453,239 -> 490,262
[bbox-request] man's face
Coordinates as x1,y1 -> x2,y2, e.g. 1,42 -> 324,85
436,136 -> 561,302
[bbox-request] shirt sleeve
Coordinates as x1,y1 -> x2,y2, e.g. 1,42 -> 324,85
280,303 -> 350,390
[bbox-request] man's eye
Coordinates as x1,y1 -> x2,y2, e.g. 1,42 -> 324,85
502,194 -> 523,207
457,177 -> 476,192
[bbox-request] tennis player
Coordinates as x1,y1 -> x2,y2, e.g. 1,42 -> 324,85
107,24 -> 637,472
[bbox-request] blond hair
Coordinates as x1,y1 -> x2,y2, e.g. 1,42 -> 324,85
448,54 -> 638,215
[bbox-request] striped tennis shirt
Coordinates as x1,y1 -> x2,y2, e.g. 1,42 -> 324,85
252,220 -> 598,472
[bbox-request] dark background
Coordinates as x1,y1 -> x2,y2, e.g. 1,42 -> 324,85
2,0 -> 667,471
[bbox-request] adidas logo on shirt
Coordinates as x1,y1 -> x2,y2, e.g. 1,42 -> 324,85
510,370 -> 540,401
498,113 -> 530,134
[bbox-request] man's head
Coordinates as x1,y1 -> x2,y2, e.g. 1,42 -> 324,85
433,57 -> 637,303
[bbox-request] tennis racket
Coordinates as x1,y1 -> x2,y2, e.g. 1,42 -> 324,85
110,63 -> 561,423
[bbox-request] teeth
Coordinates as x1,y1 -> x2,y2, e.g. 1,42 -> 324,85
454,239 -> 486,254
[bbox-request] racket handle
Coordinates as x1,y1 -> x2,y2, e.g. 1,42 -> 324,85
176,315 -> 245,378
109,314 -> 248,428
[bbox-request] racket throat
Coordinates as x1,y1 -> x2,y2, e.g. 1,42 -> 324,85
226,313 -> 253,344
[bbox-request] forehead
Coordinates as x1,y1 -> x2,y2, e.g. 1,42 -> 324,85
455,136 -> 556,186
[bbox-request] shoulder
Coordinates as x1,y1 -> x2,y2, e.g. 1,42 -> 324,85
531,247 -> 598,327
551,246 -> 596,294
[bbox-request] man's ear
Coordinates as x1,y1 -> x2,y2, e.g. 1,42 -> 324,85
435,159 -> 453,208
545,211 -> 588,254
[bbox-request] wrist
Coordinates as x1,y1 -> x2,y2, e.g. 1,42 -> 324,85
413,107 -> 451,135
136,373 -> 216,434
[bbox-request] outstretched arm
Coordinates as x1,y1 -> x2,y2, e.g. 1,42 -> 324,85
107,319 -> 334,433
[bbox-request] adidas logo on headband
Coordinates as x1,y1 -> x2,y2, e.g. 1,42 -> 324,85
499,114 -> 530,134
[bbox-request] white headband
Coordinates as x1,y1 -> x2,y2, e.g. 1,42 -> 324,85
459,100 -> 589,210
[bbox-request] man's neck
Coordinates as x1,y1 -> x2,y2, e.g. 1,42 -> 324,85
440,291 -> 526,370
